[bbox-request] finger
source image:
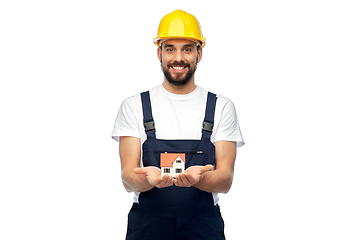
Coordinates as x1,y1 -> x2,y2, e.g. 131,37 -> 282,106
164,175 -> 174,187
199,164 -> 214,174
173,177 -> 180,186
158,174 -> 169,188
177,173 -> 192,187
174,174 -> 183,186
157,174 -> 171,188
174,178 -> 185,187
184,173 -> 197,185
133,168 -> 147,175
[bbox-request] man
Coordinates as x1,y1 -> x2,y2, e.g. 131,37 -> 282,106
112,10 -> 244,240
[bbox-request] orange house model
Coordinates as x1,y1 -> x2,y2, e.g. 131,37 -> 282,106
160,153 -> 186,177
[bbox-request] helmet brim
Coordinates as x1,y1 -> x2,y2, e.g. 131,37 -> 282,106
153,37 -> 206,48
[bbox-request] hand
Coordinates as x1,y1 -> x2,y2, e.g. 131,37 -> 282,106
134,167 -> 174,188
174,164 -> 213,187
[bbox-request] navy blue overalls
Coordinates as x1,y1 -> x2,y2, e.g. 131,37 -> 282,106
125,91 -> 226,240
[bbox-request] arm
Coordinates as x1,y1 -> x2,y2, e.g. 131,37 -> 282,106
195,141 -> 236,193
119,136 -> 151,192
119,136 -> 173,193
174,141 -> 237,193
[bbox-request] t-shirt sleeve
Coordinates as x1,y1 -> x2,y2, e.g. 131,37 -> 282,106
212,99 -> 245,148
111,96 -> 141,142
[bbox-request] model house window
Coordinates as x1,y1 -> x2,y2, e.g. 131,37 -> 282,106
175,168 -> 182,173
176,160 -> 182,163
164,168 -> 170,173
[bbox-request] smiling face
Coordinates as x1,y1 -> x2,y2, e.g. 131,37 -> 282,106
158,39 -> 202,87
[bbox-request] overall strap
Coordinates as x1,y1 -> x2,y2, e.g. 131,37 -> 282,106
202,92 -> 217,140
140,91 -> 156,138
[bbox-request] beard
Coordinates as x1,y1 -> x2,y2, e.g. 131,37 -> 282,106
161,60 -> 197,86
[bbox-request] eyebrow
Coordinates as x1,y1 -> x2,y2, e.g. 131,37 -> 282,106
163,44 -> 196,49
163,44 -> 174,49
182,44 -> 196,49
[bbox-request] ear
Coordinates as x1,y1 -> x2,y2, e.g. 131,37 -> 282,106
157,47 -> 162,62
197,47 -> 203,63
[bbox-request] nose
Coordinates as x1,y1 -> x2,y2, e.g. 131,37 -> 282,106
173,50 -> 184,62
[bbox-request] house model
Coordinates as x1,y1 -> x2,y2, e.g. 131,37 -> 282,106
160,153 -> 186,177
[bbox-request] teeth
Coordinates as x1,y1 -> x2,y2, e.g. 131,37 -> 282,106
173,66 -> 184,70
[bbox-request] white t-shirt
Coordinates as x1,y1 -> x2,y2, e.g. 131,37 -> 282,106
112,85 -> 245,204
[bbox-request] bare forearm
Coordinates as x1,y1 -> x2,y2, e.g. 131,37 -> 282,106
194,141 -> 237,194
119,137 -> 153,193
121,168 -> 154,193
193,169 -> 233,194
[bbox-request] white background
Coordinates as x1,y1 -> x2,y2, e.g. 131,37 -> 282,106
1,0 -> 359,239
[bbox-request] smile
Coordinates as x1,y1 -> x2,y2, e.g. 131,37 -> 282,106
171,66 -> 187,72
173,66 -> 185,70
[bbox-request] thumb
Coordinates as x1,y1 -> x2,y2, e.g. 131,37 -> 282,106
199,164 -> 214,174
134,168 -> 147,175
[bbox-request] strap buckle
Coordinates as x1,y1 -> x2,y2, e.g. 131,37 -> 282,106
144,121 -> 155,132
202,121 -> 214,133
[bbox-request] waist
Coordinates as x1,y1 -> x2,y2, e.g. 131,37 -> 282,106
131,203 -> 221,218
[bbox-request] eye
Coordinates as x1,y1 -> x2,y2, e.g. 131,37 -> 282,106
184,48 -> 192,53
166,48 -> 175,52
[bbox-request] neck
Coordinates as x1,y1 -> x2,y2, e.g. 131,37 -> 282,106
162,78 -> 197,95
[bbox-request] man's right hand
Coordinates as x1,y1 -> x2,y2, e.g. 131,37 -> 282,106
134,167 -> 174,188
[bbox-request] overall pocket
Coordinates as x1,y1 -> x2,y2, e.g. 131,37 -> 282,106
142,149 -> 214,169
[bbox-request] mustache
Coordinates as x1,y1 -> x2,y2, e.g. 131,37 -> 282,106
166,61 -> 190,68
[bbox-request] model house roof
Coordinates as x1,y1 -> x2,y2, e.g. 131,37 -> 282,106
160,153 -> 185,167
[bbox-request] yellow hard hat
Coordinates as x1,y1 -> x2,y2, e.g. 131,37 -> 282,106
153,10 -> 206,48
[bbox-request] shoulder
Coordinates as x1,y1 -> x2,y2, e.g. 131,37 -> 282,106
216,93 -> 231,104
216,94 -> 236,111
196,87 -> 236,113
199,87 -> 235,113
119,85 -> 166,112
120,85 -> 168,114
120,93 -> 141,111
198,86 -> 232,104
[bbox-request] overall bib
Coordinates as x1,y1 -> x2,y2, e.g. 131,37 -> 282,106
125,91 -> 226,240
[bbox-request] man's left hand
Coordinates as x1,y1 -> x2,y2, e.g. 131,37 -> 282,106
174,164 -> 213,187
